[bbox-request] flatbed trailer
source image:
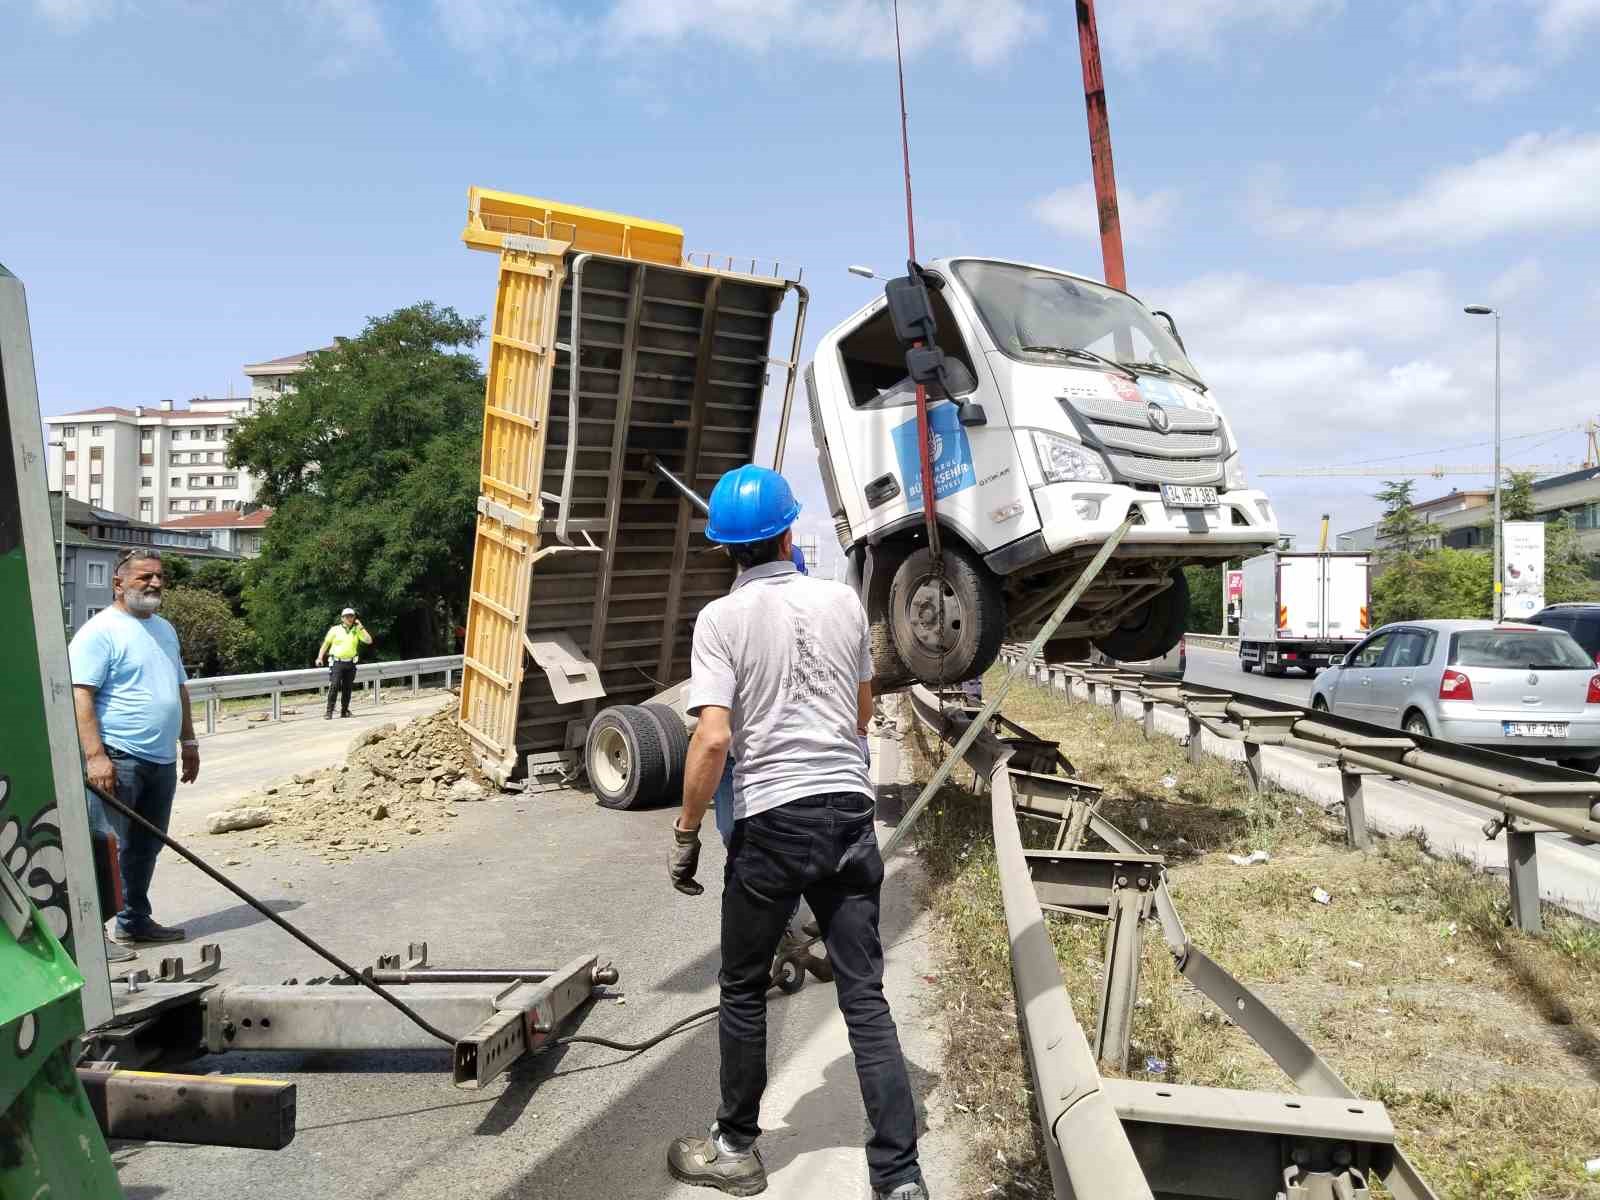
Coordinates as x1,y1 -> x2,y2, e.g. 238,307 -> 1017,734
454,189 -> 808,787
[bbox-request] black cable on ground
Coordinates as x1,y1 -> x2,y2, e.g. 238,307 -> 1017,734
86,778 -> 460,1046
550,1004 -> 720,1054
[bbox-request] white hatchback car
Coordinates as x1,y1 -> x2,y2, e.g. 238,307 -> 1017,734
1310,619 -> 1600,770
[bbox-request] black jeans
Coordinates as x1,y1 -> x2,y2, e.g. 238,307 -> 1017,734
718,791 -> 919,1192
88,749 -> 177,930
326,660 -> 357,715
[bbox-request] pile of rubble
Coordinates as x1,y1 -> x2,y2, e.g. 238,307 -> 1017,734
205,702 -> 496,861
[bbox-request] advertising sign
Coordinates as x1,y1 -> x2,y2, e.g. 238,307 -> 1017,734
1502,521 -> 1546,619
891,402 -> 976,506
1225,569 -> 1244,602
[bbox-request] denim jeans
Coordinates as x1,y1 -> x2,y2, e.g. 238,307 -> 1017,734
717,791 -> 920,1193
89,749 -> 177,930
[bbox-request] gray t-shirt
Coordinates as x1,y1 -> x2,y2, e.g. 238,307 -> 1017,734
688,559 -> 873,819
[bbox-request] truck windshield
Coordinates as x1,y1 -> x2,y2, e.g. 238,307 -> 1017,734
1449,629 -> 1592,669
952,259 -> 1203,383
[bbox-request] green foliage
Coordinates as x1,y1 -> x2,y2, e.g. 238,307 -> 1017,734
1542,517 -> 1597,604
228,303 -> 485,665
1501,470 -> 1537,522
1184,564 -> 1222,633
162,587 -> 257,676
185,558 -> 249,618
159,553 -> 194,587
1372,547 -> 1492,624
1375,479 -> 1429,560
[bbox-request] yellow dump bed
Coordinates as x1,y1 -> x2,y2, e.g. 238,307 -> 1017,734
456,187 -> 805,783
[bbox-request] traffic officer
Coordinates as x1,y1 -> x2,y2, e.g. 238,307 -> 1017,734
666,465 -> 927,1200
315,607 -> 372,719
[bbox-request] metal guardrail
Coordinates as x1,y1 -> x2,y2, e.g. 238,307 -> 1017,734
1001,644 -> 1600,935
1179,632 -> 1238,651
186,656 -> 463,734
905,684 -> 1439,1200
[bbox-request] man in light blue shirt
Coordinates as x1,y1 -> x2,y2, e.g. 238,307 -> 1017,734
70,549 -> 200,950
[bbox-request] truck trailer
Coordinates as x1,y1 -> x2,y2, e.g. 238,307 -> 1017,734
454,188 -> 1281,796
1238,550 -> 1371,677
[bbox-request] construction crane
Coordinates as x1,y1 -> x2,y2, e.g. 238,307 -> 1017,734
1261,463 -> 1578,479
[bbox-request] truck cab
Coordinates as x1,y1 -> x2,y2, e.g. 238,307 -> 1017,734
806,257 -> 1280,688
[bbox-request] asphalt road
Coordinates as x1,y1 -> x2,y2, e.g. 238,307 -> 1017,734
1181,644 -> 1317,705
105,718 -> 959,1200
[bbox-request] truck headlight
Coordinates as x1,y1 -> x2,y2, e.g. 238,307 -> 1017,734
1224,453 -> 1247,491
1032,432 -> 1111,484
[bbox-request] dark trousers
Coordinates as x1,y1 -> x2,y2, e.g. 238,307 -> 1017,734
718,792 -> 920,1193
326,660 -> 357,715
89,749 -> 177,929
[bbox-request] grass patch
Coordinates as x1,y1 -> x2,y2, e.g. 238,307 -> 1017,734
910,672 -> 1600,1200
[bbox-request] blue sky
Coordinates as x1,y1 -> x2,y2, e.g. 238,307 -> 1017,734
6,0 -> 1600,565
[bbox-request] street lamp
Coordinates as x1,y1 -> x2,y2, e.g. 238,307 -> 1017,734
846,265 -> 879,279
1464,305 -> 1501,619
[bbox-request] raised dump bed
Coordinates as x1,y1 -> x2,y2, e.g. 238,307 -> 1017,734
456,187 -> 807,785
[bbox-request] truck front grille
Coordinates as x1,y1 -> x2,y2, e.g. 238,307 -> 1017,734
1060,393 -> 1228,489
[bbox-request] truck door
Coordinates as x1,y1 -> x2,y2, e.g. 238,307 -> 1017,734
1277,556 -> 1320,642
829,287 -> 1037,554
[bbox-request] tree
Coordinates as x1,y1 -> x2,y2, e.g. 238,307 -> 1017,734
186,558 -> 249,618
1183,565 -> 1222,634
1375,479 -> 1428,559
229,303 -> 485,665
1501,470 -> 1537,522
163,587 -> 258,676
1544,518 -> 1597,604
1371,546 -> 1492,624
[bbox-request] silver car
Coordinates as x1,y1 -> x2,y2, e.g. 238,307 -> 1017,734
1310,619 -> 1600,769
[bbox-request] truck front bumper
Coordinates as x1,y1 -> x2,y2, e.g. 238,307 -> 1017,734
986,484 -> 1279,575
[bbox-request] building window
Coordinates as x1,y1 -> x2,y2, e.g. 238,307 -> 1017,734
205,426 -> 219,440
205,498 -> 216,511
139,499 -> 153,516
191,429 -> 203,440
139,452 -> 153,466
63,425 -> 76,437
170,475 -> 182,489
140,476 -> 152,488
169,500 -> 182,513
64,449 -> 76,462
89,446 -> 103,460
86,561 -> 108,587
141,430 -> 153,443
222,474 -> 237,487
63,474 -> 76,485
85,606 -> 102,620
91,425 -> 103,436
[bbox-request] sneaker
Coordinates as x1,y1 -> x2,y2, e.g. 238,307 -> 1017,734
667,1132 -> 767,1196
340,711 -> 354,718
325,712 -> 334,720
873,1180 -> 930,1200
104,937 -> 137,963
112,920 -> 186,945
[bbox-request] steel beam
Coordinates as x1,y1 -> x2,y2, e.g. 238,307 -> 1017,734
1095,884 -> 1151,1073
204,984 -> 511,1054
453,954 -> 600,1089
1243,740 -> 1265,795
1506,827 -> 1542,934
78,1065 -> 296,1150
1340,769 -> 1371,850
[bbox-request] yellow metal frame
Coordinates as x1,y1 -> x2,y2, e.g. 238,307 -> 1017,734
462,187 -> 685,267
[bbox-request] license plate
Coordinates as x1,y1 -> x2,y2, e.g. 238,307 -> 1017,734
1162,484 -> 1219,508
1503,721 -> 1569,738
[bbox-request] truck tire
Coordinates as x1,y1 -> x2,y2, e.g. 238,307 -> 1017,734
1093,569 -> 1189,663
585,705 -> 670,810
869,620 -> 915,694
641,702 -> 691,806
888,543 -> 1007,685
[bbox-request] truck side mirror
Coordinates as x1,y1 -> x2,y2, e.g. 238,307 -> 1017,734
884,266 -> 940,347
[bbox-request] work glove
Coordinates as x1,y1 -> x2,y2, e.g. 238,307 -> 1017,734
670,823 -> 704,896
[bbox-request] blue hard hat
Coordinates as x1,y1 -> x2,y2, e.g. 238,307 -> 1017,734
705,465 -> 801,544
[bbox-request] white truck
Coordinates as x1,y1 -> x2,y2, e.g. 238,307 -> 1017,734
807,256 -> 1281,688
1238,551 -> 1370,677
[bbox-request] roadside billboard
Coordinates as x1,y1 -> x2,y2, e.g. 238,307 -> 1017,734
1502,521 -> 1545,618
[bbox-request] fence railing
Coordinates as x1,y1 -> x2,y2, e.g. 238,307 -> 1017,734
1001,644 -> 1600,934
185,656 -> 463,735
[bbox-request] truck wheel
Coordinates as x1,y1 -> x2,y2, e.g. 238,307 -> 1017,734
869,620 -> 915,694
1094,569 -> 1189,663
641,702 -> 690,805
585,705 -> 669,810
888,543 -> 1006,686
1558,756 -> 1600,775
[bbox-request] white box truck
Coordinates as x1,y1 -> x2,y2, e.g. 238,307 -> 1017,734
1239,551 -> 1370,677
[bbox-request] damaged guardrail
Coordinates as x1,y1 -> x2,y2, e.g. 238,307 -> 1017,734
185,656 -> 464,734
1002,645 -> 1600,935
905,684 -> 1440,1200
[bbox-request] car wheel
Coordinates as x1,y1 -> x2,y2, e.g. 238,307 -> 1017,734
888,543 -> 1006,685
585,705 -> 670,810
1312,696 -> 1329,713
1557,756 -> 1600,775
1094,569 -> 1189,663
1241,658 -> 1255,674
1403,711 -> 1432,739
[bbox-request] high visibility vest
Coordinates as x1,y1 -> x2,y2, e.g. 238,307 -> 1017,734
322,623 -> 371,660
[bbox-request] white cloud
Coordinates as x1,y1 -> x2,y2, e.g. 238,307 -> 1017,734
33,0 -> 116,31
1031,182 -> 1179,245
287,0 -> 388,74
1096,0 -> 1342,65
1254,130 -> 1600,249
1485,258 -> 1545,303
1535,0 -> 1600,52
431,0 -> 588,71
1412,58 -> 1533,102
603,0 -> 1042,67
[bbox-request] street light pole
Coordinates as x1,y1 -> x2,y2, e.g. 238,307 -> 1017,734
1464,305 -> 1502,619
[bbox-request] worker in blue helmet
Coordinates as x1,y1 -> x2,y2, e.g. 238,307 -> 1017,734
667,465 -> 927,1199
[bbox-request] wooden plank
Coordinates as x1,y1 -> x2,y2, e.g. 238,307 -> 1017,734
655,275 -> 722,684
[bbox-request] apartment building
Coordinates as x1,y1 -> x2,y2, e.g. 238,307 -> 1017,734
1336,469 -> 1600,556
43,346 -> 326,523
161,507 -> 272,558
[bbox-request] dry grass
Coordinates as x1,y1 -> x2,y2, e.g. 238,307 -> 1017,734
908,671 -> 1600,1200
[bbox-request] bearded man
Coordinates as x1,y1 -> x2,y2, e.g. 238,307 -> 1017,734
69,549 -> 199,952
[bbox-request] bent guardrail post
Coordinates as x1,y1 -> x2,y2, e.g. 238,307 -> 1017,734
1339,767 -> 1371,850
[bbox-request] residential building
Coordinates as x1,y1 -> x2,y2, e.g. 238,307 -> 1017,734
1336,471 -> 1600,556
48,493 -> 239,635
43,346 -> 326,523
161,507 -> 272,558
